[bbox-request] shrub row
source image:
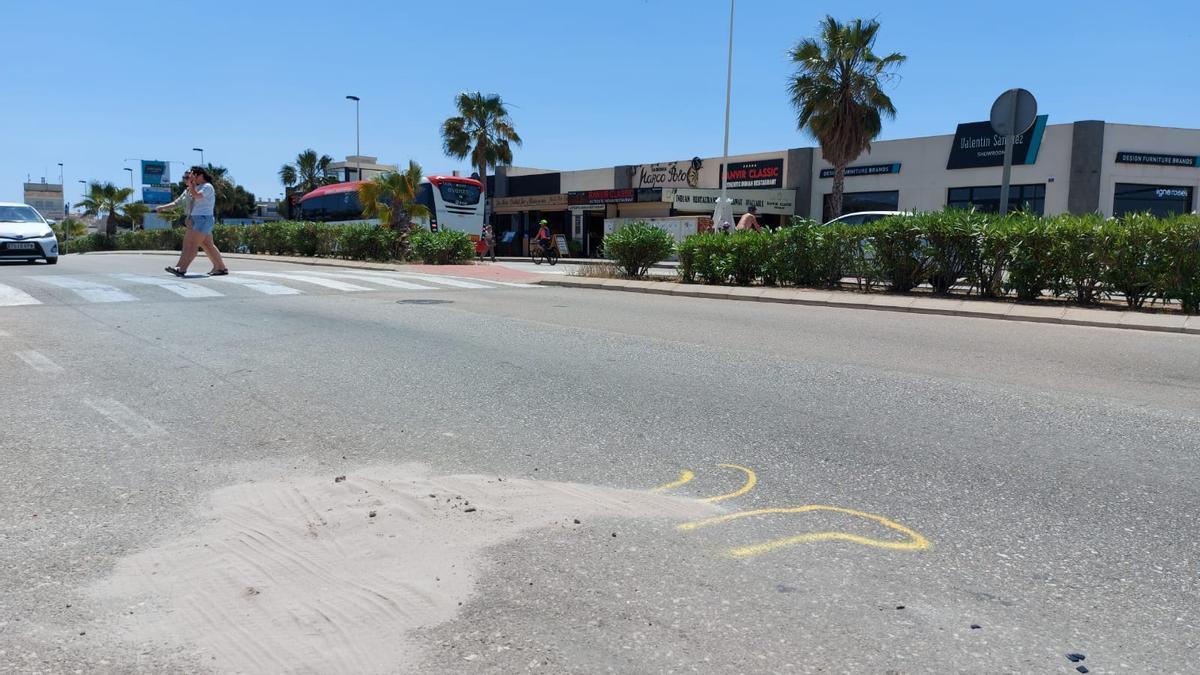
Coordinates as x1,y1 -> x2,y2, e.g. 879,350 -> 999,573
676,211 -> 1200,313
61,222 -> 476,265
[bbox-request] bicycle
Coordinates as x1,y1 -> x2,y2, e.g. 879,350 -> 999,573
530,241 -> 559,266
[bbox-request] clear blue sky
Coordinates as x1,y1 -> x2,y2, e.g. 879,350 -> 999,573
4,1 -> 1198,204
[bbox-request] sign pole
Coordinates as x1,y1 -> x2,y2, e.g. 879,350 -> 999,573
999,132 -> 1014,215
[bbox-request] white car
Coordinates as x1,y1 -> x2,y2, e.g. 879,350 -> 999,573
823,210 -> 907,226
0,202 -> 58,264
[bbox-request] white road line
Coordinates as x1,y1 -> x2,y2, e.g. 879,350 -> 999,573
208,274 -> 302,295
301,271 -> 438,290
14,350 -> 64,373
237,271 -> 372,291
34,276 -> 137,303
0,282 -> 42,306
111,273 -> 224,298
348,271 -> 494,289
83,398 -> 165,438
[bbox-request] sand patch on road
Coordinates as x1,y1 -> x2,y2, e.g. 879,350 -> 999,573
90,464 -> 714,674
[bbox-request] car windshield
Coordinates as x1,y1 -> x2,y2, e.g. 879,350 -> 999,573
0,206 -> 44,223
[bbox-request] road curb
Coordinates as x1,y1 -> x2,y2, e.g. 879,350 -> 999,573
537,277 -> 1199,336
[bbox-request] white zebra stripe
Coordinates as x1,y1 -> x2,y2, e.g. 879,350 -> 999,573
207,274 -> 302,295
350,271 -> 493,289
82,398 -> 165,437
111,273 -> 224,298
301,271 -> 438,290
0,282 -> 41,306
34,276 -> 136,303
237,271 -> 372,291
15,350 -> 63,373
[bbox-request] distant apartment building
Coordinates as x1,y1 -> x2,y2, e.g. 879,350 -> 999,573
328,155 -> 397,183
23,181 -> 64,219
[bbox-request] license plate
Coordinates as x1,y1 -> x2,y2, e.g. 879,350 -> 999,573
7,243 -> 35,250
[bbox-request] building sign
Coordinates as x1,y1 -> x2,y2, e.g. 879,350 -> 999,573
630,158 -> 703,189
490,193 -> 568,213
725,159 -> 783,189
820,163 -> 902,179
142,186 -> 174,205
141,160 -> 170,185
946,115 -> 1048,169
568,188 -> 635,205
664,188 -> 795,215
1115,152 -> 1200,168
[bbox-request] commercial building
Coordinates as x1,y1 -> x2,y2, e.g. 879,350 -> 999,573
329,155 -> 397,183
23,181 -> 65,220
485,120 -> 1200,256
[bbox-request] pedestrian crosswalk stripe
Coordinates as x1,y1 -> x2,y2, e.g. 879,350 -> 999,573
0,282 -> 41,306
351,270 -> 493,289
237,271 -> 373,291
14,350 -> 63,373
302,271 -> 438,290
207,274 -> 302,295
34,276 -> 137,303
111,273 -> 225,298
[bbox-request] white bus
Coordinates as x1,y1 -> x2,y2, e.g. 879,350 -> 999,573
297,176 -> 484,234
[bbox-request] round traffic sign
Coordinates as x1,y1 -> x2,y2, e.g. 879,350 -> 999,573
990,88 -> 1038,136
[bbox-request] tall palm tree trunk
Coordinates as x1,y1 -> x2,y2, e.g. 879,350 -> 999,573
830,165 -> 847,219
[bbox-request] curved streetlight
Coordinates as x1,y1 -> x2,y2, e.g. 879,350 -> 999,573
192,147 -> 204,166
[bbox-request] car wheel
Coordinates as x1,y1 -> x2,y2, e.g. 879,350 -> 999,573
45,257 -> 58,265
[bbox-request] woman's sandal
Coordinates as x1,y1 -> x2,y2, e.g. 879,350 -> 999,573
165,266 -> 185,277
207,269 -> 229,276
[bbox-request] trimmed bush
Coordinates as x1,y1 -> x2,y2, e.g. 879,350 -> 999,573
692,232 -> 732,285
602,221 -> 675,278
725,231 -> 772,285
865,216 -> 928,293
1002,213 -> 1061,301
1160,214 -> 1200,314
411,229 -> 474,264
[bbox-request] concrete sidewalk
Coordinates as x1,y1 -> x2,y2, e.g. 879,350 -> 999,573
539,276 -> 1199,335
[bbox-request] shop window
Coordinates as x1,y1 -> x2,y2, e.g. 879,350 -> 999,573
822,190 -> 899,222
946,184 -> 1045,215
1113,183 -> 1195,218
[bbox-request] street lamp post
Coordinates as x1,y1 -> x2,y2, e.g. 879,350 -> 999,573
57,162 -> 64,220
716,0 -> 735,231
192,148 -> 204,166
346,95 -> 360,181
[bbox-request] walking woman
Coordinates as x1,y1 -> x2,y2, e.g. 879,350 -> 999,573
165,166 -> 227,277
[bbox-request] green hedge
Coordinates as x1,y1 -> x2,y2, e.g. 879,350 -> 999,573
676,211 -> 1200,313
60,221 -> 461,263
411,229 -> 475,264
602,222 -> 676,278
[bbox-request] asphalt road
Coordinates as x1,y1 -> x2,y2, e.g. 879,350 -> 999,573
1,253 -> 1197,674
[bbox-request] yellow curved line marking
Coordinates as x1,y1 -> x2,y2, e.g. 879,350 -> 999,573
677,505 -> 930,557
699,464 -> 757,503
651,470 -> 695,493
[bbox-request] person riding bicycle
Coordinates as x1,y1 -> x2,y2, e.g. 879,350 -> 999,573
534,219 -> 552,254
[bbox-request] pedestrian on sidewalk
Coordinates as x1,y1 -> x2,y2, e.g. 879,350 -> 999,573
480,224 -> 496,262
736,205 -> 761,232
166,167 -> 227,277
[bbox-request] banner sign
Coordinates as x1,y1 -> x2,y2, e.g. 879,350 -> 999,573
820,163 -> 902,179
141,160 -> 170,185
946,115 -> 1047,169
630,158 -> 703,189
664,188 -> 795,215
725,159 -> 783,189
491,193 -> 568,213
1115,152 -> 1200,168
568,188 -> 635,205
142,186 -> 173,205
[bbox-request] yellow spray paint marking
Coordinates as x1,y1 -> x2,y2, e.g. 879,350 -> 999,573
699,464 -> 757,503
677,505 -> 930,558
651,470 -> 695,493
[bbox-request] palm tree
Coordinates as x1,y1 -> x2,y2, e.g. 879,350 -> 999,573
77,182 -> 134,236
279,149 -> 337,195
123,202 -> 150,230
441,92 -> 521,192
788,16 -> 905,219
358,160 -> 431,257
